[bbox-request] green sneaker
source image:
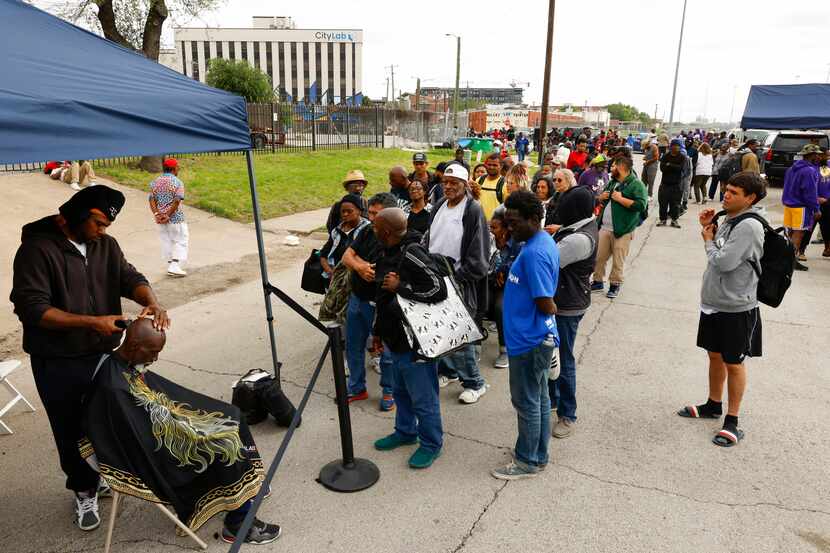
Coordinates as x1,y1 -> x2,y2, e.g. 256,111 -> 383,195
374,433 -> 417,451
408,446 -> 441,469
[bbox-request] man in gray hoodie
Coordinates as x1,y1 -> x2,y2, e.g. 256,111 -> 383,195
677,171 -> 766,448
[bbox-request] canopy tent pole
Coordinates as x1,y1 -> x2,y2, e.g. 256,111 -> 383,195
245,150 -> 281,376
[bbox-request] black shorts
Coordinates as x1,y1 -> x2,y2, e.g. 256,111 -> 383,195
696,308 -> 762,364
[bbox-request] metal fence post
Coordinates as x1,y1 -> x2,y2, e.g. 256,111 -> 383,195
346,105 -> 351,150
374,106 -> 379,148
270,103 -> 276,153
311,104 -> 317,151
381,108 -> 385,149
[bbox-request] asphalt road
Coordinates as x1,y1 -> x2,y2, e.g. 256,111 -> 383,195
0,161 -> 828,553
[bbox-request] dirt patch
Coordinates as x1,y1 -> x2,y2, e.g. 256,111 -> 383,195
0,236 -> 319,359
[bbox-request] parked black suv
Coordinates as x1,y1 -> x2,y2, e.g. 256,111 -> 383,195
760,131 -> 829,185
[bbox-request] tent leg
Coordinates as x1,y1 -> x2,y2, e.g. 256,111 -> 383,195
245,150 -> 281,378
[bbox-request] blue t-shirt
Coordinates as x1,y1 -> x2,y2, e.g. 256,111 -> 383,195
503,231 -> 559,356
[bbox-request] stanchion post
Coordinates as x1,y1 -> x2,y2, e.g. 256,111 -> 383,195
317,324 -> 380,492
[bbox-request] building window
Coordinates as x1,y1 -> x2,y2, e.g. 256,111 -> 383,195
181,41 -> 186,74
253,42 -> 260,70
191,41 -> 199,80
290,42 -> 298,100
302,42 -> 310,99
229,41 -> 235,60
217,41 -> 223,59
327,43 -> 334,104
315,44 -> 322,104
241,41 -> 247,63
266,42 -> 273,85
339,44 -> 346,102
204,41 -> 211,73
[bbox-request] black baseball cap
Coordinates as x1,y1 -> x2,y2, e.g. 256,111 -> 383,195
413,152 -> 427,163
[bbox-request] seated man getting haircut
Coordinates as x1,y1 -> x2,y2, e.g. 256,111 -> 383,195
80,318 -> 280,545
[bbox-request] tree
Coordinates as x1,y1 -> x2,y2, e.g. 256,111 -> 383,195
47,1 -> 225,170
205,59 -> 274,103
605,102 -> 651,123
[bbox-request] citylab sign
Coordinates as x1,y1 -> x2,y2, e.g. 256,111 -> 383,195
314,31 -> 354,42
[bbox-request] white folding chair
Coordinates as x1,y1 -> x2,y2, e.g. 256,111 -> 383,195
104,491 -> 208,553
0,360 -> 36,434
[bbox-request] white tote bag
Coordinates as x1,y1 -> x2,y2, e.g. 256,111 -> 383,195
397,275 -> 483,359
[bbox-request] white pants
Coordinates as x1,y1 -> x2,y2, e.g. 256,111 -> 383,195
158,222 -> 189,263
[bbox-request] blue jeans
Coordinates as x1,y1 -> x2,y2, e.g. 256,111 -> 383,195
388,349 -> 443,453
508,340 -> 554,468
346,294 -> 393,396
438,344 -> 485,390
549,314 -> 583,421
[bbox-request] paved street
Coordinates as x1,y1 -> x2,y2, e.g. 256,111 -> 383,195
1,163 -> 829,553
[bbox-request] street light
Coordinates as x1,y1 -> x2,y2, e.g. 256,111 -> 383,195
667,0 -> 688,131
445,33 -> 461,131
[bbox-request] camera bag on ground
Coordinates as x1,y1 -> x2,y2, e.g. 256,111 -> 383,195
231,369 -> 271,425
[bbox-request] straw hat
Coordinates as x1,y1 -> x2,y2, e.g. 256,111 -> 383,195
342,169 -> 367,186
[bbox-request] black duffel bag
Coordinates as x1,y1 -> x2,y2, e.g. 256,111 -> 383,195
301,249 -> 327,294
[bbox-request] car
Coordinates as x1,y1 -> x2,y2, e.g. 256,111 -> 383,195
631,132 -> 653,153
759,131 -> 829,185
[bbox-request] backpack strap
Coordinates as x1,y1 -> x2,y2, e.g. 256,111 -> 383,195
719,211 -> 770,278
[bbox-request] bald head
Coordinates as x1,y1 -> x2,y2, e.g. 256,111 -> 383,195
119,317 -> 166,367
374,207 -> 408,246
389,166 -> 409,189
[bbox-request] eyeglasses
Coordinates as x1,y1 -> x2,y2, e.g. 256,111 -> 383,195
554,178 -> 564,183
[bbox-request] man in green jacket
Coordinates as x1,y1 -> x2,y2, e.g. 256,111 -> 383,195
590,157 -> 648,299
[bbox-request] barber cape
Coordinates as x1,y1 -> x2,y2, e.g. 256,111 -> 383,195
79,354 -> 264,530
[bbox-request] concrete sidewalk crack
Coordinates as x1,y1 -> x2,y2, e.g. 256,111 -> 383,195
35,537 -> 193,553
450,481 -> 509,553
557,462 -> 830,517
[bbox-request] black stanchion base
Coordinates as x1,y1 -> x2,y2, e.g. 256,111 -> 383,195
317,458 -> 380,493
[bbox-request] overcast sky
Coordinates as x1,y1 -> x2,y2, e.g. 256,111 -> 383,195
39,0 -> 830,124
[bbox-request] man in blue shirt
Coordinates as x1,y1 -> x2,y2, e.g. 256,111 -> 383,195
492,190 -> 560,480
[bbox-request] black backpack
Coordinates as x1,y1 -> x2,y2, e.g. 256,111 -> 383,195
478,175 -> 506,202
716,210 -> 794,308
717,152 -> 746,183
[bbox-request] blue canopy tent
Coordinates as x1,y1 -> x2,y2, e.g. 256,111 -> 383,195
0,1 -> 379,547
741,84 -> 830,130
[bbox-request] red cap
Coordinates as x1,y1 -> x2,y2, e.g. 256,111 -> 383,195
162,158 -> 178,169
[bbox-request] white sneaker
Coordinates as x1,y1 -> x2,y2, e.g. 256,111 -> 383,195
75,492 -> 100,531
459,384 -> 488,404
438,375 -> 459,388
167,261 -> 187,277
88,181 -> 98,187
96,477 -> 112,498
549,348 -> 560,381
369,355 -> 381,375
69,182 -> 81,191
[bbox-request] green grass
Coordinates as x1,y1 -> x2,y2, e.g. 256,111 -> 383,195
99,148 -> 455,222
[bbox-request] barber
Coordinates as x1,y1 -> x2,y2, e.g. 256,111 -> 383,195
10,185 -> 169,531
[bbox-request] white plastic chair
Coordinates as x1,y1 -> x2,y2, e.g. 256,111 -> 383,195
0,360 -> 36,434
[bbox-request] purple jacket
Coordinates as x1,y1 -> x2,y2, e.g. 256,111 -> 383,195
782,160 -> 820,212
577,167 -> 607,195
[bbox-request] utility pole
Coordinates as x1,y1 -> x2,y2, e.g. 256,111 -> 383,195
654,104 -> 658,124
538,0 -> 556,165
446,34 -> 461,130
385,77 -> 390,103
414,77 -> 421,111
728,85 -> 737,124
385,64 -> 398,105
667,0 -> 688,132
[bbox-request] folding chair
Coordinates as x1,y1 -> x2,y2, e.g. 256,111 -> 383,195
104,491 -> 208,553
0,360 -> 36,434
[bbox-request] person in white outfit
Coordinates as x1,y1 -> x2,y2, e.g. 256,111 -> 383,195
148,158 -> 189,277
692,143 -> 714,204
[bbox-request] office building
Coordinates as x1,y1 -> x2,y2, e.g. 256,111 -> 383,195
162,16 -> 363,103
420,87 -> 523,105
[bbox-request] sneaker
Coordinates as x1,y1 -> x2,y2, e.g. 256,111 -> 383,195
823,248 -> 830,258
369,355 -> 382,375
221,518 -> 282,545
69,182 -> 82,191
167,261 -> 187,277
606,284 -> 620,299
438,375 -> 459,388
549,349 -> 560,381
590,281 -> 604,292
670,220 -> 681,229
797,253 -> 807,262
408,446 -> 441,469
552,418 -> 575,439
374,433 -> 418,451
459,385 -> 488,404
75,492 -> 100,531
656,220 -> 667,227
794,260 -> 809,271
494,350 -> 509,369
491,461 -> 538,481
379,394 -> 395,411
96,477 -> 112,498
347,390 -> 368,403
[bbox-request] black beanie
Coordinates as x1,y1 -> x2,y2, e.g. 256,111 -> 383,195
340,193 -> 364,210
552,186 -> 594,227
59,185 -> 125,225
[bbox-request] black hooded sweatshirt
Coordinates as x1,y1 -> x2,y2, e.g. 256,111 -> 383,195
373,230 -> 448,354
10,216 -> 149,358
